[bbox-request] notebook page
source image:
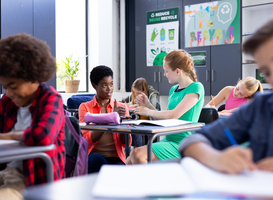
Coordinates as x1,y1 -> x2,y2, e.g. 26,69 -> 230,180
181,157 -> 273,197
92,163 -> 196,198
121,119 -> 191,127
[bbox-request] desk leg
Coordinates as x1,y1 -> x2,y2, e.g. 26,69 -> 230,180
147,134 -> 159,163
125,134 -> 130,157
0,153 -> 54,182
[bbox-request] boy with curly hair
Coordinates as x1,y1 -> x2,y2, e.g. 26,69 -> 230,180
0,33 -> 65,198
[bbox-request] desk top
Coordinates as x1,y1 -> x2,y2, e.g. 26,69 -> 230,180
0,141 -> 55,158
80,122 -> 204,134
23,173 -> 99,200
23,169 -> 255,200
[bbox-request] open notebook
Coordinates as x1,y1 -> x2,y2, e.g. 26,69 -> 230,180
121,119 -> 191,127
92,157 -> 273,198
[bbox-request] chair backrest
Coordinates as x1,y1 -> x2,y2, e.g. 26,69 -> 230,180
67,94 -> 95,109
198,107 -> 219,124
218,104 -> 225,112
156,101 -> 161,111
64,115 -> 88,177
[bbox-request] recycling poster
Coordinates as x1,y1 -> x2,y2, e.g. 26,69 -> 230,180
185,0 -> 240,47
146,8 -> 179,67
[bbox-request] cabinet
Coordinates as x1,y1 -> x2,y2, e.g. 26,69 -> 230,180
133,0 -> 242,96
0,0 -> 56,88
242,0 -> 273,89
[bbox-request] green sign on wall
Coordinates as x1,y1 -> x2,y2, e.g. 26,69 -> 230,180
146,8 -> 179,66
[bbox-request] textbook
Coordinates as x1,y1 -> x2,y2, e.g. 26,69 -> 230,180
92,157 -> 273,198
121,119 -> 191,127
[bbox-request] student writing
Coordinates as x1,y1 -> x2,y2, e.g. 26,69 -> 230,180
206,77 -> 263,113
0,33 -> 65,199
79,65 -> 132,173
179,19 -> 273,174
126,49 -> 204,164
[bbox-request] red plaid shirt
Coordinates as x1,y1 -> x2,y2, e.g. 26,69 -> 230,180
0,83 -> 65,186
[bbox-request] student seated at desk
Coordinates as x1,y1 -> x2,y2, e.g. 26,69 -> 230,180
123,77 -> 159,147
0,34 -> 65,198
79,65 -> 132,173
126,49 -> 204,164
179,19 -> 273,174
205,77 -> 263,113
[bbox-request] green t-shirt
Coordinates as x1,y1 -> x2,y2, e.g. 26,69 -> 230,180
163,82 -> 204,143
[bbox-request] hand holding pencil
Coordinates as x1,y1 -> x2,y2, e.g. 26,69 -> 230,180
208,95 -> 216,109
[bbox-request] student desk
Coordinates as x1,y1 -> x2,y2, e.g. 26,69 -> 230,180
80,123 -> 204,162
0,141 -> 55,182
23,168 -> 252,200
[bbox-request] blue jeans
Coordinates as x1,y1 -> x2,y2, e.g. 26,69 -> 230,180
88,153 -> 124,174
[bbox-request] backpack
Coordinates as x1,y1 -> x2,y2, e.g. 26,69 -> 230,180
64,115 -> 88,177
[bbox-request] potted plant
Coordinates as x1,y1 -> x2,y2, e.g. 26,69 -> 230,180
62,54 -> 81,93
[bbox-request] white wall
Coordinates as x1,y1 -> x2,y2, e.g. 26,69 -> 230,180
88,0 -> 121,93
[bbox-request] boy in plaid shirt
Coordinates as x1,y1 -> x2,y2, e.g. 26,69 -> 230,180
0,33 -> 65,198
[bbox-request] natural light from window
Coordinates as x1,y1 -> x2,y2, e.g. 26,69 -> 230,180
56,0 -> 87,92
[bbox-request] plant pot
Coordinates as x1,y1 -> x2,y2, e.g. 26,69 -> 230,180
64,80 -> 80,93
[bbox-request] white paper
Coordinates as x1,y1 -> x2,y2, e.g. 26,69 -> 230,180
121,119 -> 191,127
181,157 -> 273,197
92,163 -> 196,198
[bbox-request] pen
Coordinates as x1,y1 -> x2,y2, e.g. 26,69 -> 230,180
130,124 -> 136,128
210,95 -> 215,107
224,128 -> 238,145
122,97 -> 126,103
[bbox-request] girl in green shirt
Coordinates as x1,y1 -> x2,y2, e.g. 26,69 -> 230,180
126,49 -> 204,164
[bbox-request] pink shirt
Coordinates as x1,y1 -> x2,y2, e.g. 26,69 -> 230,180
225,87 -> 247,110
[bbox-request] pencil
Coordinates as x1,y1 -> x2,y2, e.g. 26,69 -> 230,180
210,95 -> 215,107
122,97 -> 126,103
130,124 -> 136,128
224,128 -> 238,145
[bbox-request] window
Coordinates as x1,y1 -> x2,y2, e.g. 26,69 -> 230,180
56,0 -> 88,92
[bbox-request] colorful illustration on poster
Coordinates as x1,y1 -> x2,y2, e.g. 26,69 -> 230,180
147,8 -> 179,66
185,0 -> 240,47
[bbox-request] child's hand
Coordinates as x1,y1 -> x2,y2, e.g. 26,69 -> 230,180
136,92 -> 149,107
129,104 -> 139,108
257,157 -> 273,171
114,99 -> 126,117
212,146 -> 257,174
205,104 -> 216,109
134,106 -> 149,116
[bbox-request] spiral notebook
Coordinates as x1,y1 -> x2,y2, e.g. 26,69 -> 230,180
92,157 -> 273,198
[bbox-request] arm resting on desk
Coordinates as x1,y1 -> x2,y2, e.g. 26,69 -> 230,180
135,93 -> 199,120
0,130 -> 24,141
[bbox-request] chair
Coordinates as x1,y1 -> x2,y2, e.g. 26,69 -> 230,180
198,107 -> 219,124
218,104 -> 225,112
155,101 -> 161,111
67,94 -> 95,119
